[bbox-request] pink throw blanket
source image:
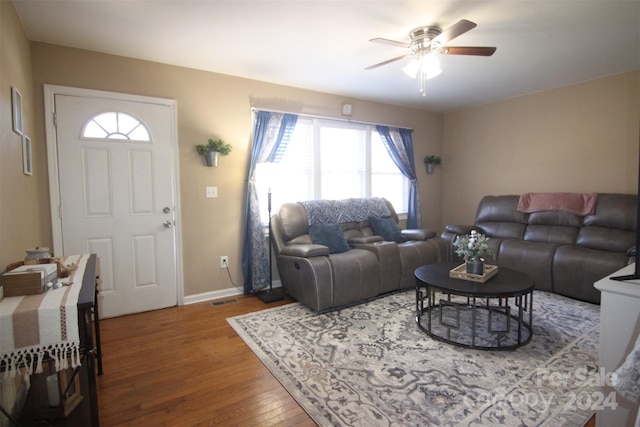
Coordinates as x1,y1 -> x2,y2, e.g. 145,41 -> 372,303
517,192 -> 598,216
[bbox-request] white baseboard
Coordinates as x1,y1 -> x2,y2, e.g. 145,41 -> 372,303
183,280 -> 282,305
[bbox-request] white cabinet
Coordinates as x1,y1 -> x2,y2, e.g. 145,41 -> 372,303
594,263 -> 640,427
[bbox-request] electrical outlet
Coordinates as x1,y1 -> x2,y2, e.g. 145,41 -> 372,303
206,186 -> 218,198
220,256 -> 229,269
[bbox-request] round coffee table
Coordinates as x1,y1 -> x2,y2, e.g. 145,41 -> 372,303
415,262 -> 534,350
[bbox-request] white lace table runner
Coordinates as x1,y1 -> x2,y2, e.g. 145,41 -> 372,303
0,254 -> 89,377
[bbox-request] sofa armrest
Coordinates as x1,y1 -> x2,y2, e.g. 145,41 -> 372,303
348,236 -> 384,244
442,225 -> 476,262
402,229 -> 436,241
445,224 -> 476,235
626,246 -> 636,265
280,244 -> 330,258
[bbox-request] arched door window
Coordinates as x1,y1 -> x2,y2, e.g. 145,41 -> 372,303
82,112 -> 150,141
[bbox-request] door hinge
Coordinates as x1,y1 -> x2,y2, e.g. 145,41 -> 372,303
53,112 -> 57,127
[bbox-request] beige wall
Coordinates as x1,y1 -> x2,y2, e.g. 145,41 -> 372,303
26,42 -> 443,298
5,0 -> 638,300
442,71 -> 640,225
0,1 -> 46,271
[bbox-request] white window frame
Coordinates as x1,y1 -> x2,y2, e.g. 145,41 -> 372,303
256,115 -> 410,224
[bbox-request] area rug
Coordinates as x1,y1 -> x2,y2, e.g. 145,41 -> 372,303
227,290 -> 601,426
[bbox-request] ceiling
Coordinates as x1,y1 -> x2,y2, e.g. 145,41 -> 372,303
12,0 -> 640,112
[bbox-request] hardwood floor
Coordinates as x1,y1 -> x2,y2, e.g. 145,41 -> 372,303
97,293 -> 597,427
97,293 -> 316,426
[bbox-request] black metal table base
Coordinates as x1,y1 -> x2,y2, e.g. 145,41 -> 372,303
416,287 -> 533,350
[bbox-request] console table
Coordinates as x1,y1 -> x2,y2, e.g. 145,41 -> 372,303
0,253 -> 102,426
594,264 -> 640,427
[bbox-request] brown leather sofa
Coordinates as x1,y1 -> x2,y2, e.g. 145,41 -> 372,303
442,193 -> 637,304
271,198 -> 448,311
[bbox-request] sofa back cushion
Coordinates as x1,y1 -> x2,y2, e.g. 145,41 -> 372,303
278,202 -> 311,243
577,193 -> 637,252
475,195 -> 528,239
523,211 -> 582,244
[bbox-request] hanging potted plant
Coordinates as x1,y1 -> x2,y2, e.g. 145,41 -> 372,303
196,138 -> 232,167
424,155 -> 441,175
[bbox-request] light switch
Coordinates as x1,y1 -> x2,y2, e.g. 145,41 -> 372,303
206,186 -> 218,198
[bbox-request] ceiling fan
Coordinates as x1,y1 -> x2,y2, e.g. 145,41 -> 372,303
366,19 -> 496,95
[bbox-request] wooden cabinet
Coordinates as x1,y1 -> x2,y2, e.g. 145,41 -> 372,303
1,254 -> 102,426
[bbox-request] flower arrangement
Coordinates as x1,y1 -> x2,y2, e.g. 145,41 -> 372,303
453,230 -> 494,260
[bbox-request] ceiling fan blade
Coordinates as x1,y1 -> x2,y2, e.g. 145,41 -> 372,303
433,19 -> 476,45
369,38 -> 410,49
365,53 -> 411,70
441,46 -> 497,56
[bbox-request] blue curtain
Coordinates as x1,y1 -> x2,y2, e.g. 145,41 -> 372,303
375,126 -> 421,228
241,111 -> 298,294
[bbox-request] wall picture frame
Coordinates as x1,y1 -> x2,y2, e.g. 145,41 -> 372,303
22,135 -> 33,175
12,87 -> 23,135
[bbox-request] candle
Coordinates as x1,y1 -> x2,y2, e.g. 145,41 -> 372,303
47,374 -> 60,407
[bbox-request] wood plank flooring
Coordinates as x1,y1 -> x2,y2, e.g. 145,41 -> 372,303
97,293 -> 597,427
97,293 -> 316,426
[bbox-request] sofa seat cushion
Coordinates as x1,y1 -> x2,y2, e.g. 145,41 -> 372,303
328,249 -> 380,308
350,241 -> 402,293
397,240 -> 444,289
497,239 -> 558,292
308,223 -> 349,253
553,245 -> 628,304
369,216 -> 407,243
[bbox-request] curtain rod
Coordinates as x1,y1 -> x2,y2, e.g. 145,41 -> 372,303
249,107 -> 413,131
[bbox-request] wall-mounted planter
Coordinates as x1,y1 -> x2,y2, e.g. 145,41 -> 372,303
204,151 -> 219,167
426,163 -> 435,175
195,138 -> 232,168
424,155 -> 441,175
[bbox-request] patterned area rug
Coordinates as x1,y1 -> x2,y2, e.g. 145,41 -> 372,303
227,290 -> 600,426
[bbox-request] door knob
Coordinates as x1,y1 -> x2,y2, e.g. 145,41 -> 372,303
163,220 -> 173,228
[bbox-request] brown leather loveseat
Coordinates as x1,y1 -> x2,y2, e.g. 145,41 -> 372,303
442,193 -> 637,304
271,197 -> 448,311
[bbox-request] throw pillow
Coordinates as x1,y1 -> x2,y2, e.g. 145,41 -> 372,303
308,223 -> 350,254
369,216 -> 407,243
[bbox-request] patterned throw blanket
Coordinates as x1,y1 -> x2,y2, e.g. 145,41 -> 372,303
299,197 -> 391,225
0,254 -> 88,377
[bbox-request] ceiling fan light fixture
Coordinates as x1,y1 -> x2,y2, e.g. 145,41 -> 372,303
421,54 -> 442,79
366,19 -> 496,97
402,59 -> 420,79
402,53 -> 441,80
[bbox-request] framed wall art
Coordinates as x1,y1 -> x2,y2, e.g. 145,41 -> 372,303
12,87 -> 23,135
22,135 -> 32,175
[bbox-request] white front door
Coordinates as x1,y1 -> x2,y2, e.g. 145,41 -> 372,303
46,87 -> 182,318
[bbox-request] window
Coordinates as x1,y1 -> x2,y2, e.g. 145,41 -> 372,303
82,112 -> 150,141
255,117 -> 409,223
